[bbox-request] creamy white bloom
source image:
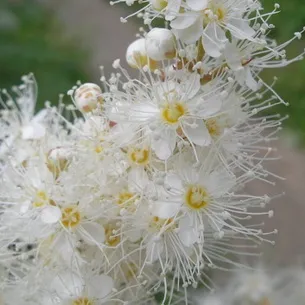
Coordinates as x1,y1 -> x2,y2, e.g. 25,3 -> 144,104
0,0 -> 303,303
153,159 -> 236,245
105,68 -> 225,159
170,0 -> 258,57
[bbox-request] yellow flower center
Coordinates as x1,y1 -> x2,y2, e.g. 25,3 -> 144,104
124,262 -> 138,280
215,7 -> 225,20
128,148 -> 150,166
185,185 -> 210,210
205,118 -> 222,137
94,145 -> 103,154
32,191 -> 56,208
202,6 -> 226,23
117,191 -> 138,213
61,205 -> 81,229
161,102 -> 186,125
117,192 -> 134,205
32,190 -> 48,208
105,223 -> 121,247
149,216 -> 175,232
46,156 -> 69,179
73,297 -> 94,305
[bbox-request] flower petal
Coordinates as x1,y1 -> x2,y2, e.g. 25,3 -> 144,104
87,275 -> 114,300
196,97 -> 222,117
183,119 -> 211,146
179,227 -> 198,247
153,201 -> 181,218
202,23 -> 227,57
51,272 -> 84,299
170,14 -> 198,30
180,72 -> 201,100
165,0 -> 182,20
21,122 -> 45,140
172,16 -> 203,44
151,129 -> 176,160
245,67 -> 259,91
128,167 -> 149,190
41,206 -> 62,224
205,168 -> 236,196
223,42 -> 243,71
32,109 -> 48,123
165,173 -> 183,190
227,18 -> 255,39
80,222 -> 105,245
129,103 -> 159,122
186,0 -> 208,11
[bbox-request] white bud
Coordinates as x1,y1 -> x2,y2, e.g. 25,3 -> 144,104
47,147 -> 71,178
74,83 -> 103,113
126,38 -> 158,70
145,28 -> 176,61
150,0 -> 167,11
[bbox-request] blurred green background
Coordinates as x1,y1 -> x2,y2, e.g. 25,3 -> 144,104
0,0 -> 305,143
0,0 -> 89,106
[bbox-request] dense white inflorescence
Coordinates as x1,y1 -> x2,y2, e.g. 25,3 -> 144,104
0,1 -> 304,304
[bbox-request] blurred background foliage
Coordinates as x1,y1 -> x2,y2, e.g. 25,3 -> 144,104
0,0 -> 305,143
0,0 -> 89,108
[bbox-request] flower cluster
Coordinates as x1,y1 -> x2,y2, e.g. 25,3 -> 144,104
0,1 -> 304,304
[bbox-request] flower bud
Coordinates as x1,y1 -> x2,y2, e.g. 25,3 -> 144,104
74,83 -> 103,113
126,38 -> 158,70
145,28 -> 176,61
150,0 -> 167,11
46,147 -> 71,179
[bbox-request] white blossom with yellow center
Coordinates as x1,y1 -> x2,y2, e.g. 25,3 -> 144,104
152,161 -> 236,247
107,70 -> 224,160
170,0 -> 257,57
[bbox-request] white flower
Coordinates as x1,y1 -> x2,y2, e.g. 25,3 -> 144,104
223,29 -> 305,90
105,68 -> 224,159
52,200 -> 106,246
1,155 -> 62,228
0,0 -> 304,302
170,0 -> 258,57
154,159 -> 236,247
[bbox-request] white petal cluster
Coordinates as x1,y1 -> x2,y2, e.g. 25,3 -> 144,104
0,0 -> 304,304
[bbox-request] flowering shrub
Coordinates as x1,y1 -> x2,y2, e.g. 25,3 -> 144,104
0,1 -> 304,304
